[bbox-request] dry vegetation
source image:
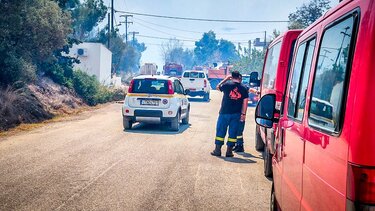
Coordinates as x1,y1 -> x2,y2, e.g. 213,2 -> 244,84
0,77 -> 86,131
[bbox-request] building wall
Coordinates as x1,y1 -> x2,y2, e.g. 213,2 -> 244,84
99,45 -> 112,85
68,42 -> 112,86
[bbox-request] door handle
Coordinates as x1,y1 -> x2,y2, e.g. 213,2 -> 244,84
280,128 -> 285,146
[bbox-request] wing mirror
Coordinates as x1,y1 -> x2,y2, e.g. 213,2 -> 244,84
184,89 -> 190,95
255,94 -> 277,128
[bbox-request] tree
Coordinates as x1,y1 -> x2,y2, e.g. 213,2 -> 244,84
194,31 -> 239,65
54,0 -> 79,10
71,0 -> 107,40
194,31 -> 219,65
233,48 -> 264,75
161,39 -> 196,69
161,38 -> 183,62
93,29 -> 146,73
218,39 -> 239,62
288,0 -> 331,29
270,29 -> 281,43
181,49 -> 195,70
0,0 -> 72,85
121,39 -> 146,73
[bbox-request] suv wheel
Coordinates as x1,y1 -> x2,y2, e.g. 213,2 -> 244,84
255,125 -> 265,151
123,117 -> 133,130
171,112 -> 180,131
182,108 -> 190,125
264,146 -> 273,178
270,184 -> 279,211
203,92 -> 210,101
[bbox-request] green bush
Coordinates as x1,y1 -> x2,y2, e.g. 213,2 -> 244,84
72,69 -> 115,106
42,63 -> 73,88
0,51 -> 36,86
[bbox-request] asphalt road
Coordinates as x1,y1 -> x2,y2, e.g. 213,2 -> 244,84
0,91 -> 271,211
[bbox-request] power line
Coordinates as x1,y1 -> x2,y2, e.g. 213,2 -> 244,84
134,21 -> 197,40
143,42 -> 196,48
133,20 -> 258,43
136,34 -> 250,44
134,17 -> 266,35
115,10 -> 289,23
137,34 -> 197,42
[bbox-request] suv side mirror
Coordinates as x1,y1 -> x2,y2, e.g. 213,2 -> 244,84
250,71 -> 260,87
255,94 -> 276,128
184,89 -> 190,95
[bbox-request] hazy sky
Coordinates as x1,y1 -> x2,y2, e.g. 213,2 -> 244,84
103,0 -> 338,69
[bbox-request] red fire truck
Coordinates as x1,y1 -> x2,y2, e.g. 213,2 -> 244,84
163,63 -> 183,77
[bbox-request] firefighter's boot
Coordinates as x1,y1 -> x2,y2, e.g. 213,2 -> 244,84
234,144 -> 244,152
211,144 -> 222,156
226,146 -> 234,157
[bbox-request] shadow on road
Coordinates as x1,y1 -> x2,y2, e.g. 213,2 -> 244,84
124,122 -> 191,135
236,152 -> 263,159
188,98 -> 210,103
219,156 -> 257,164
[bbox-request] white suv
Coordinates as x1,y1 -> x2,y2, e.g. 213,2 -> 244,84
122,75 -> 190,131
180,70 -> 211,101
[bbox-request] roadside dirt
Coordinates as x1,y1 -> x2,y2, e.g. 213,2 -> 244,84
0,77 -> 87,132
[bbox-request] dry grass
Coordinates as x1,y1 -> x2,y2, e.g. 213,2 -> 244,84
0,103 -> 105,138
0,87 -> 19,124
0,77 -> 123,137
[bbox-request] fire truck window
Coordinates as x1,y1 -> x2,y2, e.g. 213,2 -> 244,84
263,42 -> 282,90
287,43 -> 306,118
296,38 -> 316,120
309,16 -> 355,132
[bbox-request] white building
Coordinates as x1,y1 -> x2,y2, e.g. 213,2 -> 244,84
68,42 -> 112,85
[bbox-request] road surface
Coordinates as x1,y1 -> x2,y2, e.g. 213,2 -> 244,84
0,91 -> 271,210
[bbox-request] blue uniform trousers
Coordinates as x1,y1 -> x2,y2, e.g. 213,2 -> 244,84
236,121 -> 245,146
215,113 -> 241,147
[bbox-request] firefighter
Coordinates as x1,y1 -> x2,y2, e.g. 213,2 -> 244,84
233,74 -> 246,152
211,71 -> 249,157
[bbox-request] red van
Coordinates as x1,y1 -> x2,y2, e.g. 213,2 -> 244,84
256,30 -> 302,177
255,0 -> 375,210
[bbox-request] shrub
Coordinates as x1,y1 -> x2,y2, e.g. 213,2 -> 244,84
0,52 -> 37,86
111,88 -> 127,101
72,70 -> 100,105
42,63 -> 74,88
72,69 -> 117,106
0,86 -> 53,131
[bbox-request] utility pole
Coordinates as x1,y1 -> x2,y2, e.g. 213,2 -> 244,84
107,13 -> 110,48
248,40 -> 252,58
120,15 -> 133,43
335,26 -> 351,66
111,0 -> 114,33
264,31 -> 267,51
129,31 -> 139,45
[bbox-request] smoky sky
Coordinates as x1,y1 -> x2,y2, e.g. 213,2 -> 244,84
103,0 -> 338,68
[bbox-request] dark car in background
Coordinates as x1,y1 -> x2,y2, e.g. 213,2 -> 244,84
242,74 -> 260,105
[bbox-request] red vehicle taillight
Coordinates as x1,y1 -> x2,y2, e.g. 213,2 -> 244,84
204,79 -> 207,88
167,80 -> 174,94
128,79 -> 135,93
347,163 -> 375,207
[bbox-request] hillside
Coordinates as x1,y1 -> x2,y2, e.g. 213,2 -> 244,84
0,77 -> 86,131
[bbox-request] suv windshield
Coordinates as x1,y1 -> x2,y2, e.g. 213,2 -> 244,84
183,72 -> 205,78
133,79 -> 169,94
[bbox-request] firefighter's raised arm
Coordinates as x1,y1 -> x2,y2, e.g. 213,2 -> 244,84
216,75 -> 232,91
